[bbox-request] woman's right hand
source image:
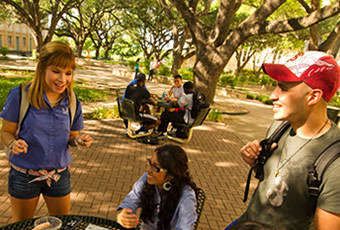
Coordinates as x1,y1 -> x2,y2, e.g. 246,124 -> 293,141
117,208 -> 138,229
10,139 -> 29,154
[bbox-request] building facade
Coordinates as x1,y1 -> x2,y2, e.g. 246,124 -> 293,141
0,23 -> 36,52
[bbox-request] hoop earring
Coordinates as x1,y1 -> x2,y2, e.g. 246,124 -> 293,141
163,181 -> 172,191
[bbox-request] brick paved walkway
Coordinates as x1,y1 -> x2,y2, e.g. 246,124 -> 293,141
0,59 -> 267,229
0,119 -> 258,229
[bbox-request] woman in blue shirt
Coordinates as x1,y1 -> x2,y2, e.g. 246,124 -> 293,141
116,144 -> 197,230
0,41 -> 93,222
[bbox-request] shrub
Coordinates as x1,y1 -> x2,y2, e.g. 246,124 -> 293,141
329,92 -> 340,108
0,47 -> 9,57
218,72 -> 238,87
255,94 -> 273,105
157,64 -> 171,77
178,67 -> 193,81
246,92 -> 256,100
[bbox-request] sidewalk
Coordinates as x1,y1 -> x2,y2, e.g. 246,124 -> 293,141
0,59 -> 274,229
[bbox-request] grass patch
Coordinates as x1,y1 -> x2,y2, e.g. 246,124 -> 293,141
0,76 -> 31,109
85,105 -> 119,119
73,85 -> 112,102
206,108 -> 223,122
0,71 -> 113,111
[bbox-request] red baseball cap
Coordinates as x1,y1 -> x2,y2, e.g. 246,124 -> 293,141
262,51 -> 340,102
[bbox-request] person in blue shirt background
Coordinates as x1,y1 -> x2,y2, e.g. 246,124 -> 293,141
116,144 -> 197,230
0,41 -> 93,222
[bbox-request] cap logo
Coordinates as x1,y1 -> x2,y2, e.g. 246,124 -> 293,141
302,59 -> 335,81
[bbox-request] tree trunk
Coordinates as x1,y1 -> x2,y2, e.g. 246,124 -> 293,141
171,52 -> 183,76
193,44 -> 232,104
104,49 -> 110,59
95,48 -> 100,59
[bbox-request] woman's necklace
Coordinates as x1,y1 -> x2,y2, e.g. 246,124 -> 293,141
274,119 -> 329,177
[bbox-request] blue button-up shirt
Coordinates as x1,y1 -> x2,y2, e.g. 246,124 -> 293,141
0,86 -> 84,170
117,172 -> 197,230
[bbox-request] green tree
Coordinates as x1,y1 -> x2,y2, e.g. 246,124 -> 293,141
89,12 -> 122,59
55,0 -> 112,57
1,0 -> 77,54
115,0 -> 173,61
167,0 -> 340,104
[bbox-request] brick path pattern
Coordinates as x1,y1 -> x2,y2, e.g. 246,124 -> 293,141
0,60 -> 263,229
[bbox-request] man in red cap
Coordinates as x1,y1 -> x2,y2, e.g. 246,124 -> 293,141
236,51 -> 340,230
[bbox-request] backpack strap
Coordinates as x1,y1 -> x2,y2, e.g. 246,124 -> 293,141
69,91 -> 77,127
243,120 -> 290,202
307,140 -> 340,201
18,83 -> 31,128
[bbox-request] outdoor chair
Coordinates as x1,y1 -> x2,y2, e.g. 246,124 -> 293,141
167,107 -> 211,144
136,187 -> 206,230
116,89 -> 152,139
193,187 -> 206,230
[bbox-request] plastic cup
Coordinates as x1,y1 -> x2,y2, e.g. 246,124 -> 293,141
34,216 -> 62,230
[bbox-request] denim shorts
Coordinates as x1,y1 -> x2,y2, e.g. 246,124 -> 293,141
8,167 -> 71,199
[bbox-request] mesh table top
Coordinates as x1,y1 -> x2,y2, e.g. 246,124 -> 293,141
1,215 -> 137,230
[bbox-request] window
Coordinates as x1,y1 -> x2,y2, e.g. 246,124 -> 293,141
23,37 -> 26,48
8,35 -> 12,46
0,35 -> 2,47
29,38 -> 32,51
16,36 -> 19,50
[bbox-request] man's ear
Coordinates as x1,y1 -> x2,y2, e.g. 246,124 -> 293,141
307,89 -> 323,105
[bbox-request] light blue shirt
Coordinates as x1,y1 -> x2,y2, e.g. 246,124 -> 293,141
117,172 -> 197,230
0,86 -> 84,170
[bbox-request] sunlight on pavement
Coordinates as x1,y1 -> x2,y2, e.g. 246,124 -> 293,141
215,162 -> 239,167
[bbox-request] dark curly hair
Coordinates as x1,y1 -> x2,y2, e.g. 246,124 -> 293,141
140,144 -> 197,230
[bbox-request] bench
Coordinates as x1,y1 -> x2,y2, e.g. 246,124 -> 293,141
167,107 -> 211,144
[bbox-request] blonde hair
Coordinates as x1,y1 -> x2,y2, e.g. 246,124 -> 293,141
27,41 -> 76,109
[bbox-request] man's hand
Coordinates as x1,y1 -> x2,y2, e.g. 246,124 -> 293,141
240,140 -> 262,166
240,140 -> 277,166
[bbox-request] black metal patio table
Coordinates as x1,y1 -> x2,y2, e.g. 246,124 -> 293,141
1,214 -> 136,230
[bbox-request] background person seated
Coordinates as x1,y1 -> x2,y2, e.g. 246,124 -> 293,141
116,144 -> 197,229
157,81 -> 194,137
124,73 -> 160,134
166,74 -> 184,101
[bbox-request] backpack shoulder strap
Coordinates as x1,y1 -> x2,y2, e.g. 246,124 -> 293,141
267,120 -> 291,143
18,83 -> 30,128
69,91 -> 77,127
243,120 -> 290,202
254,120 -> 290,179
308,140 -> 340,198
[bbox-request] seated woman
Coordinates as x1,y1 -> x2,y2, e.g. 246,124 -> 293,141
116,144 -> 197,229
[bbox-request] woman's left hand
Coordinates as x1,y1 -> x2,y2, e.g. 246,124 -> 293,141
77,134 -> 93,147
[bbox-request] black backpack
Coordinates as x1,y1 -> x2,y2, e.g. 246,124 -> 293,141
243,121 -> 340,205
191,91 -> 209,118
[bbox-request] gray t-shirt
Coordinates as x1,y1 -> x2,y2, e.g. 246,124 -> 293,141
239,121 -> 340,230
